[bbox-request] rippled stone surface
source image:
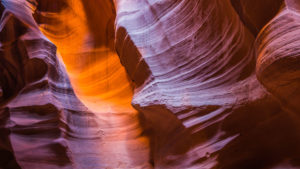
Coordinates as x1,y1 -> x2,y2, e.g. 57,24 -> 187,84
0,0 -> 300,169
115,0 -> 300,168
0,0 -> 150,168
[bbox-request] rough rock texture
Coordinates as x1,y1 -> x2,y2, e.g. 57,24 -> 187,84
0,0 -> 300,169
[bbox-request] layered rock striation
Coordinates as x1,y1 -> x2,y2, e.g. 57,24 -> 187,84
0,0 -> 300,169
115,0 -> 300,168
0,0 -> 150,168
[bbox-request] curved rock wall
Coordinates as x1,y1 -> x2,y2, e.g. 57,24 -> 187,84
0,0 -> 150,168
256,0 -> 300,114
115,0 -> 300,168
0,0 -> 300,168
33,0 -> 151,168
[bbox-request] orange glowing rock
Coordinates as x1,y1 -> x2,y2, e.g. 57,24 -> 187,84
0,0 -> 300,169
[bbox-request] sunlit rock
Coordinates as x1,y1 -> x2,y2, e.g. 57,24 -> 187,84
0,0 -> 300,168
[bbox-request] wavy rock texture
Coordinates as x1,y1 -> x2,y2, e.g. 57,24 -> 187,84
0,0 -> 150,168
0,0 -> 300,169
256,0 -> 300,114
33,0 -> 151,168
115,0 -> 300,168
230,0 -> 283,36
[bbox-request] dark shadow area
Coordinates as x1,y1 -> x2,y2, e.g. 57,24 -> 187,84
115,27 -> 152,88
81,0 -> 116,49
0,108 -> 21,169
0,12 -> 28,105
135,104 -> 189,168
230,0 -> 283,36
215,96 -> 300,169
36,0 -> 68,13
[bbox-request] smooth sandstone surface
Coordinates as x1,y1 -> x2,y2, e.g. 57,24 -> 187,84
0,0 -> 150,168
0,0 -> 300,169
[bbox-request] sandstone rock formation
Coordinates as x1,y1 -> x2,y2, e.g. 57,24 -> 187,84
0,0 -> 150,168
0,0 -> 299,169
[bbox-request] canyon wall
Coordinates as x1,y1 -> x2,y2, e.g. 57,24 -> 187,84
0,0 -> 300,168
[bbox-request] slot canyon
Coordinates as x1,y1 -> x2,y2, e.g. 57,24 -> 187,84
0,0 -> 299,168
